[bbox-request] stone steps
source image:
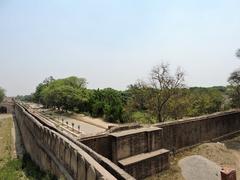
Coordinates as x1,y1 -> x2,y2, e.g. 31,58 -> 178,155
118,149 -> 170,179
109,127 -> 170,179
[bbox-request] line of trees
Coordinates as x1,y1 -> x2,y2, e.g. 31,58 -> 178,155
25,76 -> 125,123
18,62 -> 238,124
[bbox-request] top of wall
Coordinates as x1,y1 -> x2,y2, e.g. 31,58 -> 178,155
111,127 -> 161,137
155,109 -> 240,128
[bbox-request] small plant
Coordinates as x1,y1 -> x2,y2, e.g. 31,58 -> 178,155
22,154 -> 57,180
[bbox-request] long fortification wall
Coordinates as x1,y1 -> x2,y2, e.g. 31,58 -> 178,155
82,110 -> 240,156
155,110 -> 240,152
14,103 -> 133,180
14,99 -> 240,179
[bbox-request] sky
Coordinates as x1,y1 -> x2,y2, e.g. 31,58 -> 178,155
0,0 -> 240,96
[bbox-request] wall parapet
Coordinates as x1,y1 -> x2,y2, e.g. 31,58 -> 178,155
15,102 -> 133,180
155,109 -> 240,152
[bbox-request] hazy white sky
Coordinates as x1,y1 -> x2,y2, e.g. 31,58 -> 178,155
0,0 -> 240,96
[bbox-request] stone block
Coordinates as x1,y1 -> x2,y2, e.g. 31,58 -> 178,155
77,154 -> 86,180
87,165 -> 96,180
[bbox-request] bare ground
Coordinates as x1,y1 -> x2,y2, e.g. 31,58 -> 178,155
148,136 -> 240,180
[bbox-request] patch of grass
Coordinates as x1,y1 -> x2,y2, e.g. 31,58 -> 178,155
0,154 -> 56,180
21,154 -> 57,180
0,158 -> 24,179
0,115 -> 56,180
131,111 -> 157,124
0,116 -> 13,167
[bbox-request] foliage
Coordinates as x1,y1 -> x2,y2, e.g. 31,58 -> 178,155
0,154 -> 56,180
89,88 -> 124,123
149,63 -> 185,122
125,81 -> 149,111
164,88 -> 189,120
228,69 -> 240,108
186,87 -> 224,116
16,94 -> 34,102
124,86 -> 227,123
33,77 -> 125,123
0,87 -> 5,103
29,64 -> 232,124
33,76 -> 89,111
131,111 -> 157,124
21,154 -> 57,180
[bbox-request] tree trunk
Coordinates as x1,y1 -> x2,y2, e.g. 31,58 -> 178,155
157,111 -> 163,122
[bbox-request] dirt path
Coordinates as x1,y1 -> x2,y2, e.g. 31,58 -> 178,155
71,114 -> 117,129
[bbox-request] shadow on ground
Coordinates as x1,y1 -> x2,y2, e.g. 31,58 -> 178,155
224,136 -> 240,151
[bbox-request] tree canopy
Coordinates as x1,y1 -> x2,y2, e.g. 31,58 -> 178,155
228,69 -> 240,108
25,63 -> 232,124
32,76 -> 125,123
0,87 -> 5,103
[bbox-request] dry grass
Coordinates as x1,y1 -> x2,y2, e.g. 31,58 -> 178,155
0,115 -> 56,180
0,114 -> 28,179
0,115 -> 13,168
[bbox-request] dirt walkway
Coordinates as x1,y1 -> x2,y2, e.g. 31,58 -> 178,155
71,114 -> 117,129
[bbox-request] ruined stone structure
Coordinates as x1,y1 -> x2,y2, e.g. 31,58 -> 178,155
9,98 -> 240,179
0,97 -> 14,113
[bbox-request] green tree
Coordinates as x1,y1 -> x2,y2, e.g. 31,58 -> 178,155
186,87 -> 224,116
33,76 -> 55,104
228,70 -> 240,108
33,76 -> 88,112
126,81 -> 149,111
90,88 -> 124,123
149,63 -> 185,122
0,87 -> 5,103
165,88 -> 189,120
42,77 -> 88,111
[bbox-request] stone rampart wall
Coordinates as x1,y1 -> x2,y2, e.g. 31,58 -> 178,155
82,110 -> 240,156
155,110 -> 240,151
15,103 -> 129,180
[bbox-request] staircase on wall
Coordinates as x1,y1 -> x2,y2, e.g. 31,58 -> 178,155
109,127 -> 170,179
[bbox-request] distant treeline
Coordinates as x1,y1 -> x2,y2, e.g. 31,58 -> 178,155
16,63 -> 240,124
